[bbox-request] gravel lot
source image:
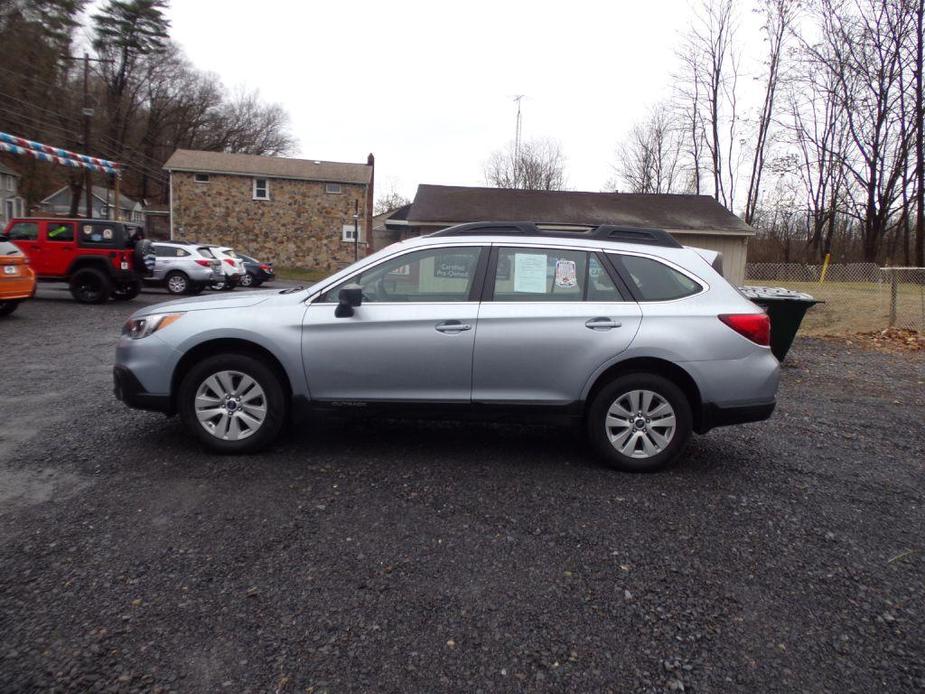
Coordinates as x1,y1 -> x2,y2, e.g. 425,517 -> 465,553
1,287 -> 923,693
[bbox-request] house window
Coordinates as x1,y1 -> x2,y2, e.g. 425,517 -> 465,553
342,224 -> 358,242
194,173 -> 210,183
253,178 -> 269,200
325,182 -> 342,194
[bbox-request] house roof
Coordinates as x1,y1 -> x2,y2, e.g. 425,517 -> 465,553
40,185 -> 140,208
406,185 -> 754,235
0,162 -> 20,177
164,149 -> 372,185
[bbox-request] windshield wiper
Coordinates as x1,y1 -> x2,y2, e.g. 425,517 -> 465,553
279,285 -> 304,294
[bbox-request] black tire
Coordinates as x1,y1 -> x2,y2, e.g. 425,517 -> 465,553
187,282 -> 205,295
220,279 -> 236,291
0,300 -> 19,316
209,279 -> 225,291
69,267 -> 112,304
178,353 -> 288,453
587,372 -> 692,473
240,272 -> 256,288
165,271 -> 190,295
112,278 -> 142,301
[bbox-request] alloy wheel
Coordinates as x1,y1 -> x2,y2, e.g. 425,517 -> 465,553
167,275 -> 188,294
194,370 -> 267,441
605,389 -> 677,459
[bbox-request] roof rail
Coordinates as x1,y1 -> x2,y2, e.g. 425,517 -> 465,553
428,221 -> 682,248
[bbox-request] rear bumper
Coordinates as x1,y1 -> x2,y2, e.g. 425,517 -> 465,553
113,365 -> 173,414
697,400 -> 776,434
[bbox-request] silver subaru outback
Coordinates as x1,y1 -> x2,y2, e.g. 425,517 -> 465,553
113,222 -> 779,472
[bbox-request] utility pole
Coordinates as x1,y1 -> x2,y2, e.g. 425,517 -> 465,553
512,95 -> 524,160
82,53 -> 93,218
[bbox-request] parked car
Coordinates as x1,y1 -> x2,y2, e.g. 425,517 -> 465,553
0,238 -> 36,316
114,222 -> 779,472
238,253 -> 275,287
1,217 -> 151,303
146,242 -> 224,295
205,246 -> 245,291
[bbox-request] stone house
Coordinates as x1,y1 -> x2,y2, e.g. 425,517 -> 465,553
379,184 -> 755,285
164,149 -> 374,270
0,162 -> 25,226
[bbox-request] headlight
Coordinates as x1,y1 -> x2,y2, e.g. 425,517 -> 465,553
122,312 -> 185,339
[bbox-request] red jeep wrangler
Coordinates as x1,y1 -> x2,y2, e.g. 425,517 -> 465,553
1,218 -> 152,303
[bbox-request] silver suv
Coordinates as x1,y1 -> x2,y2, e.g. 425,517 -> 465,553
147,242 -> 223,295
113,223 -> 779,472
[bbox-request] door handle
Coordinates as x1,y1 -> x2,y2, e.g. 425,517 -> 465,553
585,318 -> 621,330
435,320 -> 472,333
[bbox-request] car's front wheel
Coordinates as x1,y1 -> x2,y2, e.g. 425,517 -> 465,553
178,353 -> 287,453
587,373 -> 692,472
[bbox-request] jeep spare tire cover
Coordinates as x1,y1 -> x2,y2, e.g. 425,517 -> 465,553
134,239 -> 155,273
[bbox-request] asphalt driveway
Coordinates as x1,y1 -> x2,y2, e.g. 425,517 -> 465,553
0,287 -> 922,692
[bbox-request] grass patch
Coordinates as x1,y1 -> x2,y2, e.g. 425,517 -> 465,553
753,280 -> 925,335
273,266 -> 328,283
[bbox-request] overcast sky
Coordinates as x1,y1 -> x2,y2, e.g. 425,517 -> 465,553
159,0 -> 765,200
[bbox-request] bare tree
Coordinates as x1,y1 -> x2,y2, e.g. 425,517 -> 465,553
744,0 -> 799,225
806,0 -> 914,261
913,0 -> 924,266
608,103 -> 685,193
375,189 -> 411,216
676,0 -> 741,209
484,138 -> 567,190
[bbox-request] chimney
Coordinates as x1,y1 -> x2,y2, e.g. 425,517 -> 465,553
366,153 -> 375,256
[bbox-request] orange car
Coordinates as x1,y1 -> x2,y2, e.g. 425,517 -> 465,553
0,238 -> 36,316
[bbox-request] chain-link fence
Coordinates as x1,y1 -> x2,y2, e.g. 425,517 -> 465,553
744,263 -> 925,334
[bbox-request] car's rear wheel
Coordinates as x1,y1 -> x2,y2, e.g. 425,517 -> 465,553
587,373 -> 692,472
178,353 -> 287,453
112,278 -> 142,301
69,268 -> 112,304
187,282 -> 205,295
165,271 -> 190,295
240,272 -> 255,288
0,300 -> 20,316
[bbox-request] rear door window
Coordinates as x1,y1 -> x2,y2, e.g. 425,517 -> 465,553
490,247 -> 625,301
613,254 -> 702,301
46,222 -> 75,242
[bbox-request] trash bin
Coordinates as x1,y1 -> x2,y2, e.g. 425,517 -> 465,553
738,286 -> 821,361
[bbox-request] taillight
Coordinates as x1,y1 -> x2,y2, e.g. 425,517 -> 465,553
719,313 -> 771,346
259,263 -> 271,271
194,259 -> 211,267
223,258 -> 235,267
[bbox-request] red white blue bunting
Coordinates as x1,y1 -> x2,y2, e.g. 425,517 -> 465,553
0,131 -> 121,176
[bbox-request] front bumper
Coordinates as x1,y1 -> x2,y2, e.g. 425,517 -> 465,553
113,365 -> 174,414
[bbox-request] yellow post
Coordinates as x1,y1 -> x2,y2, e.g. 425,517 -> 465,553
818,253 -> 831,284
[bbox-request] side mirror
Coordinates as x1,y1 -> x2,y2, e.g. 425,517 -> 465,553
334,284 -> 363,317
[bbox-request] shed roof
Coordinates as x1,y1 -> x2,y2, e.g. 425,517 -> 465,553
164,149 -> 372,185
407,185 -> 753,235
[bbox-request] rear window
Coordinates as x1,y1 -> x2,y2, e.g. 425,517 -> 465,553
197,247 -> 216,258
614,254 -> 702,301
